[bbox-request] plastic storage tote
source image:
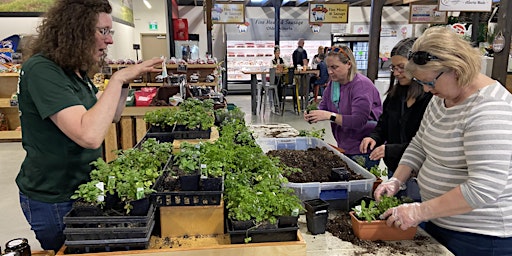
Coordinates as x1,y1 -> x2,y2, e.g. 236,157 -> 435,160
256,137 -> 376,211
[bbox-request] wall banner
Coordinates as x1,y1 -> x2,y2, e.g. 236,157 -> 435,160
409,4 -> 448,24
226,19 -> 331,41
438,0 -> 492,12
212,3 -> 245,24
309,3 -> 349,24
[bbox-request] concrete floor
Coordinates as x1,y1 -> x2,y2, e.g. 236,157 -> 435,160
0,94 -> 453,255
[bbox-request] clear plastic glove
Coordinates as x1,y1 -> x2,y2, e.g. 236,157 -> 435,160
380,203 -> 430,230
374,177 -> 402,201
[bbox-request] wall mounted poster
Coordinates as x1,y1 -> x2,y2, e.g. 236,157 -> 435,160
409,4 -> 448,24
309,3 -> 349,24
438,0 -> 492,12
0,0 -> 134,27
212,3 -> 245,24
0,0 -> 53,16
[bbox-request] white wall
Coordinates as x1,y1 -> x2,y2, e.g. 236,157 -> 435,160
0,18 -> 41,40
0,13 -> 136,60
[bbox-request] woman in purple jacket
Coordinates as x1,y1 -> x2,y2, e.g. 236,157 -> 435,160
304,45 -> 383,169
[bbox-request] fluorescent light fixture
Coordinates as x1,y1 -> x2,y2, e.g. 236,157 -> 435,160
143,0 -> 152,9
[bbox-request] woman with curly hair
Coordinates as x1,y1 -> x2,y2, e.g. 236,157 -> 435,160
16,0 -> 161,251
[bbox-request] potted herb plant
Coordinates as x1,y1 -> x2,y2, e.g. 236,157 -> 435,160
71,138 -> 172,216
173,142 -> 202,191
350,195 -> 416,241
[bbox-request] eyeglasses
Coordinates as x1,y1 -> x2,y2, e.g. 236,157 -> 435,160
96,27 -> 115,37
413,72 -> 444,88
389,64 -> 405,73
327,46 -> 350,60
408,51 -> 440,65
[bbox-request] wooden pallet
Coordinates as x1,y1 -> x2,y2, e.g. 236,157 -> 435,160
56,231 -> 306,256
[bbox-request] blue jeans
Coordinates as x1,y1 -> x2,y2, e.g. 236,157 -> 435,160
346,153 -> 380,171
19,192 -> 73,252
425,222 -> 512,256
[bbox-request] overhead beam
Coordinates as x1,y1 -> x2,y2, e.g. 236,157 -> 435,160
295,0 -> 309,7
282,0 -> 292,6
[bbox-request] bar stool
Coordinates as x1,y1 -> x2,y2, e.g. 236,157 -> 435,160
258,68 -> 280,115
280,68 -> 298,115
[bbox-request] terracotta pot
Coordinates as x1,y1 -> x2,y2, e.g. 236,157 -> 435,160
372,178 -> 382,194
349,211 -> 416,241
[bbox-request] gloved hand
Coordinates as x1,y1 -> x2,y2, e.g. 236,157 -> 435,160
380,202 -> 431,230
374,177 -> 402,201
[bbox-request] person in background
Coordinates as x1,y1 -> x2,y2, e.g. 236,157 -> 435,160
360,37 -> 432,180
374,27 -> 512,255
15,0 -> 161,251
292,38 -> 308,71
304,45 -> 382,170
310,45 -> 325,70
271,46 -> 286,103
311,53 -> 329,103
271,46 -> 286,67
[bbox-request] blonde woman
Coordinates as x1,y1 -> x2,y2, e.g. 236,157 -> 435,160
375,27 -> 512,255
304,45 -> 382,170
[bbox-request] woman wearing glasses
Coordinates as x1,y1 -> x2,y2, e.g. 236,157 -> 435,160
360,38 -> 432,185
375,27 -> 512,255
15,0 -> 161,251
304,45 -> 382,170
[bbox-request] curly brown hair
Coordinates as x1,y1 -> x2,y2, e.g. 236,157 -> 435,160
31,0 -> 112,71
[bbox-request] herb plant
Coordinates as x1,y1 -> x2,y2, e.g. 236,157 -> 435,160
353,195 -> 404,222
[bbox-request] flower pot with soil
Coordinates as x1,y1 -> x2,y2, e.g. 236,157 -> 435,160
349,211 -> 417,240
351,195 -> 416,241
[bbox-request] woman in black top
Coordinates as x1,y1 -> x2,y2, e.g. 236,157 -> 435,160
272,47 -> 285,66
360,38 -> 433,178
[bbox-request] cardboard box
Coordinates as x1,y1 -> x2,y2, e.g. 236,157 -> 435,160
160,202 -> 224,237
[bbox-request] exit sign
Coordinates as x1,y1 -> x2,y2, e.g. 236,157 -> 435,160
149,21 -> 158,31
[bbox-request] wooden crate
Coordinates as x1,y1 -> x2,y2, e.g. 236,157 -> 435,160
56,231 -> 306,256
160,202 -> 224,237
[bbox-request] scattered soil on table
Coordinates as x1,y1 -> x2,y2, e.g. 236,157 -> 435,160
266,147 -> 365,183
149,234 -> 231,249
327,212 -> 442,255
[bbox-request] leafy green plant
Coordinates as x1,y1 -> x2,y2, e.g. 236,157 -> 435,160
298,127 -> 325,139
352,195 -> 403,223
306,102 -> 318,114
144,98 -> 215,130
353,156 -> 387,178
174,142 -> 202,174
72,138 -> 172,214
71,181 -> 104,206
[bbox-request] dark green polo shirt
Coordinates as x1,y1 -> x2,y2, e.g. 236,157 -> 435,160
16,54 -> 102,203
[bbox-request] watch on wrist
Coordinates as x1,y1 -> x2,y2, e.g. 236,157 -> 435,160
330,112 -> 337,122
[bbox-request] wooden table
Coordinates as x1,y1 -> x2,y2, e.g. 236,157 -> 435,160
241,69 -> 319,115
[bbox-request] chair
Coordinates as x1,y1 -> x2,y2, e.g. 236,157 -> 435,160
280,68 -> 299,115
259,68 -> 280,114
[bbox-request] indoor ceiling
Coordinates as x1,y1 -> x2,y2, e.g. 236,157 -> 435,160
176,0 -> 441,7
176,0 -> 501,7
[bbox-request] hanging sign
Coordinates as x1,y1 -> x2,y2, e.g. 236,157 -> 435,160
438,0 -> 492,12
212,3 -> 245,24
409,4 -> 448,24
309,3 -> 349,24
492,32 -> 505,53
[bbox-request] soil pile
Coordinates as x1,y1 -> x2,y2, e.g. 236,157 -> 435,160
266,147 -> 365,183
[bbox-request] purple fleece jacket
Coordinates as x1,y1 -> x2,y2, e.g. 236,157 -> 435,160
319,73 -> 383,154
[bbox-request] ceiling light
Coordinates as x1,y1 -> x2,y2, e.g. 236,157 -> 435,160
143,0 -> 152,9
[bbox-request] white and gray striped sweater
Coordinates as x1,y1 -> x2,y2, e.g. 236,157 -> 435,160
400,81 -> 512,237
